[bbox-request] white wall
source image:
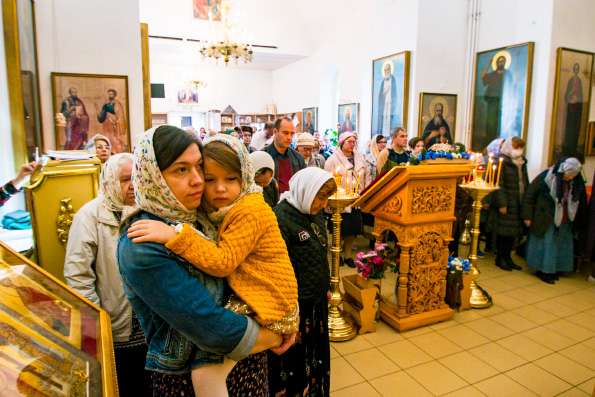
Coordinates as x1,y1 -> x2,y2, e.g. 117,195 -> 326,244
35,0 -> 144,148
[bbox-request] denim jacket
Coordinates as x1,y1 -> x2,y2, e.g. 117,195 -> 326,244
117,211 -> 259,374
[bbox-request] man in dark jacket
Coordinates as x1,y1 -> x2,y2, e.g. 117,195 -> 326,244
262,117 -> 306,195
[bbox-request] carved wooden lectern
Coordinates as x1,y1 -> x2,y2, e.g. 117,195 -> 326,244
354,163 -> 473,332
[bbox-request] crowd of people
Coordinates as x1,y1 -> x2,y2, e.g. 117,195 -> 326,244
1,120 -> 594,396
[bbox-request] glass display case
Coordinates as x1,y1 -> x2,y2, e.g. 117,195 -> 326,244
0,241 -> 117,396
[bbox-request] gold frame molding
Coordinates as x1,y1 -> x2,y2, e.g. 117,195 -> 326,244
50,72 -> 132,151
588,121 -> 595,157
549,47 -> 594,163
141,22 -> 152,130
417,92 -> 458,142
371,50 -> 411,134
0,240 -> 118,396
2,0 -> 27,171
469,42 -> 534,151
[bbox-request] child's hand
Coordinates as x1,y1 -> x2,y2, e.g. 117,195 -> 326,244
128,219 -> 177,244
271,332 -> 297,355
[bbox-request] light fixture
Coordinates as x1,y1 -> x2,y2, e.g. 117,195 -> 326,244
199,0 -> 253,65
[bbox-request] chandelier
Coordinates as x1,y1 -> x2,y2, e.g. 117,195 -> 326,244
200,0 -> 253,65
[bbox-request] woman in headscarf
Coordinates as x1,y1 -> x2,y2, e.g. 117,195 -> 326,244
522,157 -> 587,284
364,134 -> 387,181
64,153 -> 149,396
488,136 -> 530,271
117,125 -> 287,396
324,131 -> 372,267
269,167 -> 337,397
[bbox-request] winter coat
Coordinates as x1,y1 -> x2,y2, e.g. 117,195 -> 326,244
521,170 -> 588,238
63,197 -> 133,342
488,155 -> 530,238
274,200 -> 330,303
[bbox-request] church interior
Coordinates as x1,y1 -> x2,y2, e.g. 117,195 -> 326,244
1,0 -> 595,396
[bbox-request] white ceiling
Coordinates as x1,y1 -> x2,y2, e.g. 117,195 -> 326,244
149,37 -> 305,71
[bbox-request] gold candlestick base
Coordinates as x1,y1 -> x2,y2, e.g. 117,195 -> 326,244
328,194 -> 358,342
460,180 -> 497,309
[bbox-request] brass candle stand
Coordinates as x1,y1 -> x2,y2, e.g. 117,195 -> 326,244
327,194 -> 359,342
460,180 -> 497,309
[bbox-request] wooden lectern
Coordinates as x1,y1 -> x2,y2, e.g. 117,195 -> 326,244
354,162 -> 473,332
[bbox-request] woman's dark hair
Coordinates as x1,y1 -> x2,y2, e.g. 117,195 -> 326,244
203,141 -> 242,176
153,125 -> 201,171
408,137 -> 423,150
375,135 -> 386,144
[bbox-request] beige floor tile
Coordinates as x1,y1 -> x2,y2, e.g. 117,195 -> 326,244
522,326 -> 577,351
379,339 -> 433,369
370,371 -> 432,396
553,293 -> 595,312
332,336 -> 375,356
343,348 -> 399,380
406,361 -> 468,395
331,382 -> 381,397
437,324 -> 491,350
409,332 -> 463,359
534,298 -> 582,318
330,345 -> 340,359
577,378 -> 595,395
543,319 -> 594,342
330,357 -> 365,392
565,311 -> 595,332
512,305 -> 559,325
496,334 -> 554,361
398,325 -> 435,339
534,353 -> 595,386
489,311 -> 538,332
441,385 -> 487,397
464,317 -> 515,341
475,304 -> 506,318
583,336 -> 595,350
439,351 -> 499,384
360,321 -> 404,347
555,388 -> 591,396
429,319 -> 458,331
504,288 -> 543,304
468,342 -> 527,372
475,374 -> 536,397
454,309 -> 485,324
506,362 -> 572,396
559,343 -> 595,372
523,284 -> 566,299
480,277 -> 517,293
488,293 -> 525,310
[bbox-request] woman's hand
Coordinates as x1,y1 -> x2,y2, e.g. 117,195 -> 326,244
128,219 -> 177,244
524,219 -> 532,227
271,332 -> 298,355
498,207 -> 507,215
13,161 -> 37,186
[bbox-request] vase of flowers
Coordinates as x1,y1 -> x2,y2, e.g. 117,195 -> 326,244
445,256 -> 472,310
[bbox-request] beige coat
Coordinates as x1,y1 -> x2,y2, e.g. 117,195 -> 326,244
64,197 -> 132,342
324,148 -> 372,212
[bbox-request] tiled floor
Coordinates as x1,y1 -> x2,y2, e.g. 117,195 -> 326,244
330,251 -> 595,396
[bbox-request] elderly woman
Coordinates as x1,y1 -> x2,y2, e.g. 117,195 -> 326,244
324,131 -> 372,266
364,135 -> 387,181
522,157 -> 587,284
117,125 -> 286,396
88,133 -> 112,164
63,153 -> 148,396
269,167 -> 337,397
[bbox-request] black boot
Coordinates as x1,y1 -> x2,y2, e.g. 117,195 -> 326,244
496,256 -> 512,271
505,256 -> 522,270
344,258 -> 355,268
536,271 -> 555,284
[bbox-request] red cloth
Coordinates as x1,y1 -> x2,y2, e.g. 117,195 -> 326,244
277,157 -> 292,193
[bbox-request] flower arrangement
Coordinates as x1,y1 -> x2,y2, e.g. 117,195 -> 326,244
447,256 -> 471,272
409,144 -> 471,165
355,243 -> 397,280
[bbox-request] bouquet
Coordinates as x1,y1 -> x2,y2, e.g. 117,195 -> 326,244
354,243 -> 397,280
447,256 -> 471,272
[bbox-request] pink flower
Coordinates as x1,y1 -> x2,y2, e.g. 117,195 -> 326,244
372,256 -> 383,266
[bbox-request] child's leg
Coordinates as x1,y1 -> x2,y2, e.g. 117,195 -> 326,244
191,358 -> 236,397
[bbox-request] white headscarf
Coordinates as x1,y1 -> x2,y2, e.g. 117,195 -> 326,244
279,168 -> 333,214
132,127 -> 199,224
545,157 -> 582,226
100,152 -> 134,213
249,151 -> 275,176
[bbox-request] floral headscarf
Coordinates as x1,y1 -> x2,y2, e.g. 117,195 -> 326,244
100,152 -> 134,213
199,134 -> 261,231
132,127 -> 198,224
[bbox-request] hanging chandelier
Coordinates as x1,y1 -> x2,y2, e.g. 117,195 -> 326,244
200,0 -> 253,65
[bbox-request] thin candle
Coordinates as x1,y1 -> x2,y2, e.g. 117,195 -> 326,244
496,157 -> 503,186
491,165 -> 497,186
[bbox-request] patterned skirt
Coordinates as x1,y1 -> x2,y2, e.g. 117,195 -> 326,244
268,296 -> 330,397
149,351 -> 268,397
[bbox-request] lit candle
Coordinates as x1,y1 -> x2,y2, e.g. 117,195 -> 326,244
496,157 -> 503,186
492,165 -> 497,186
472,169 -> 476,182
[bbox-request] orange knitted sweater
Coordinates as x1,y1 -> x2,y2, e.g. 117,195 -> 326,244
165,193 -> 298,323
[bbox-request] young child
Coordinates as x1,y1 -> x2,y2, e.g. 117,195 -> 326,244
128,134 -> 298,397
249,150 -> 279,208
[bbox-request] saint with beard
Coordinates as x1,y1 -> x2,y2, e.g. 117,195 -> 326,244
481,54 -> 511,147
60,87 -> 89,150
422,102 -> 452,146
